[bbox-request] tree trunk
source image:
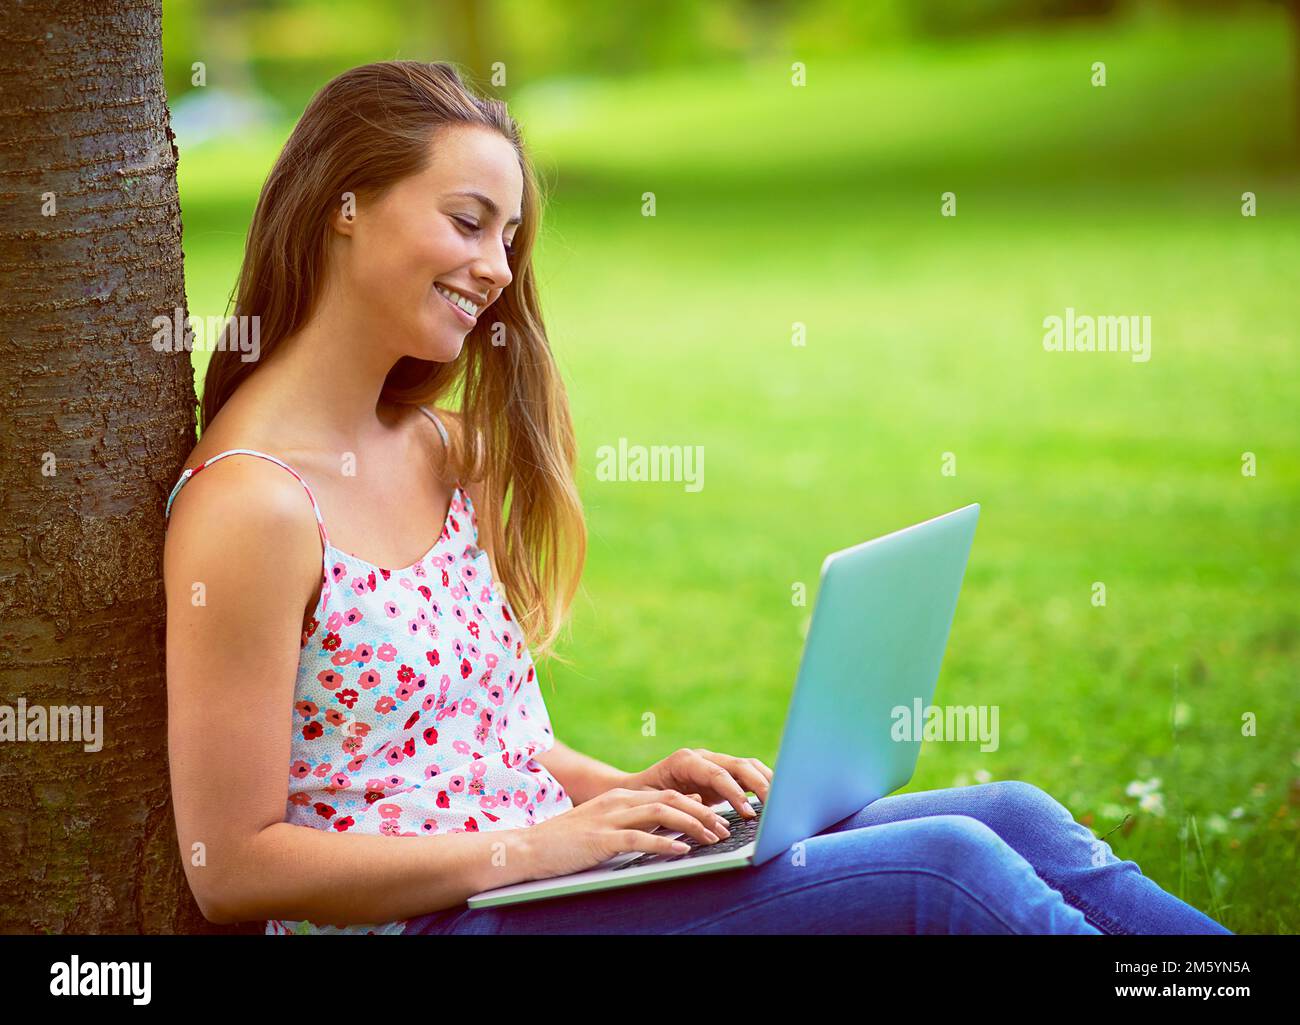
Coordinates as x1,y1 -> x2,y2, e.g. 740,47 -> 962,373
0,0 -> 215,933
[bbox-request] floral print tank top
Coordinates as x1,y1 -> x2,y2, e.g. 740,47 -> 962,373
164,405 -> 573,934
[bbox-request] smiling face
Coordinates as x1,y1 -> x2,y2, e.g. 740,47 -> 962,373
333,123 -> 523,364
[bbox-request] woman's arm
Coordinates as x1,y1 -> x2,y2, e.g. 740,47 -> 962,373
534,739 -> 630,805
165,459 -> 541,925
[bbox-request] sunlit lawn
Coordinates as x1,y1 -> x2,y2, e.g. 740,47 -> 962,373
177,10 -> 1299,932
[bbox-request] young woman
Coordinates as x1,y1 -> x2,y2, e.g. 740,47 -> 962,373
163,62 -> 1229,936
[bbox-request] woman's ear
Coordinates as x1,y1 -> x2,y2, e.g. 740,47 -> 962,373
331,190 -> 359,236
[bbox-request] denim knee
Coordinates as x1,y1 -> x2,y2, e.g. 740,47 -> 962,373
961,780 -> 1135,890
970,779 -> 1076,831
894,813 -> 1100,933
901,813 -> 1017,878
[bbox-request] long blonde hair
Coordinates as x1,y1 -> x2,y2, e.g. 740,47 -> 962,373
200,61 -> 585,659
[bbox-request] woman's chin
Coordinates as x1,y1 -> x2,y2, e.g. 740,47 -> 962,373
419,332 -> 466,363
414,308 -> 470,361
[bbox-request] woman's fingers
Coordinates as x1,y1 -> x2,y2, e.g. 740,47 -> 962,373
690,750 -> 773,811
608,787 -> 731,843
613,829 -> 693,858
718,754 -> 772,804
688,753 -> 757,818
614,803 -> 720,847
750,758 -> 775,785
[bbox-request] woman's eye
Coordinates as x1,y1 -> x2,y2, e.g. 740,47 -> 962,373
455,215 -> 514,257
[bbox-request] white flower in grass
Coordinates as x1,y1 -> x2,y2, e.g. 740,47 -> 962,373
1125,777 -> 1162,799
973,769 -> 992,784
1138,791 -> 1166,816
952,772 -> 970,788
1125,777 -> 1165,817
1205,814 -> 1229,834
1229,806 -> 1246,820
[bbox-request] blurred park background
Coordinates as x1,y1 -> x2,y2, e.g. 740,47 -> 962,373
164,0 -> 1299,932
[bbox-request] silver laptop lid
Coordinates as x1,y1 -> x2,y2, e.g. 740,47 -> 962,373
753,504 -> 980,864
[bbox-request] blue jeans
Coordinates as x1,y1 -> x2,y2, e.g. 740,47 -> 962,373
402,780 -> 1231,935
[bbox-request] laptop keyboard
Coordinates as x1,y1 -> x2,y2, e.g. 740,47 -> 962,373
611,800 -> 763,871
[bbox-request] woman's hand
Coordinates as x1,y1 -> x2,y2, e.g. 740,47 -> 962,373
622,748 -> 774,819
523,787 -> 735,880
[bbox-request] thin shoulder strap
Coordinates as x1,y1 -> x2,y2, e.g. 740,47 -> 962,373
416,404 -> 450,454
164,449 -> 330,550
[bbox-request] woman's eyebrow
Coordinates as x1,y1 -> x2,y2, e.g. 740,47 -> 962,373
449,189 -> 522,226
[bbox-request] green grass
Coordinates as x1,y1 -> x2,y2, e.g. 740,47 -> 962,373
177,10 -> 1300,932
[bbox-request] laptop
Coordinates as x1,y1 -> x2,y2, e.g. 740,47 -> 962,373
467,503 -> 980,909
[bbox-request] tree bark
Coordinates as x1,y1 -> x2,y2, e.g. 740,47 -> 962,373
0,0 -> 215,933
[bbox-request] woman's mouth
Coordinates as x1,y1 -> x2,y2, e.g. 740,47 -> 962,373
435,283 -> 480,326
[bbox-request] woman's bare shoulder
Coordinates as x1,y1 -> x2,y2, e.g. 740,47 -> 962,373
166,406 -> 325,593
166,446 -> 323,559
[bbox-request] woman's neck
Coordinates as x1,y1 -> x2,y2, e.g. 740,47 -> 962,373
250,311 -> 404,453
